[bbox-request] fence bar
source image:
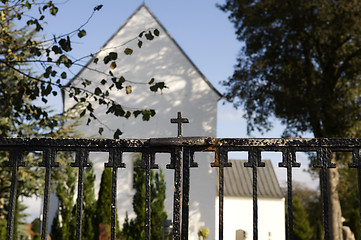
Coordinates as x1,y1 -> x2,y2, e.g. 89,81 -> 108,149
106,149 -> 125,240
144,152 -> 151,240
357,154 -> 361,234
252,166 -> 258,240
111,166 -> 118,240
40,149 -> 57,240
350,149 -> 361,233
316,148 -> 333,240
6,150 -> 23,240
172,147 -> 182,240
246,149 -> 263,240
72,149 -> 89,240
181,149 -> 191,239
285,150 -> 294,240
279,149 -> 300,240
218,166 -> 224,240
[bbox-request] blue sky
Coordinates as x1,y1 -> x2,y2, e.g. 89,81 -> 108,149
22,0 -> 318,221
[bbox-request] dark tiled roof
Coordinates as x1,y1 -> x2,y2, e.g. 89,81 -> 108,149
220,160 -> 283,198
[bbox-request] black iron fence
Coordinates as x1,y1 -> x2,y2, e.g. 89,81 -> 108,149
2,113 -> 361,240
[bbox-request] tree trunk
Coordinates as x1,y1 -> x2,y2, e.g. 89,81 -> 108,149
326,154 -> 343,240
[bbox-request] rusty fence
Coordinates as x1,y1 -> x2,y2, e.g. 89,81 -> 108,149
2,114 -> 361,240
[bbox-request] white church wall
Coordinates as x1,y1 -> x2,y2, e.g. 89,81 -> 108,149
215,196 -> 285,240
64,6 -> 219,239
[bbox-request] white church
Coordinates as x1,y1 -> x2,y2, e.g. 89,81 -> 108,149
61,4 -> 285,240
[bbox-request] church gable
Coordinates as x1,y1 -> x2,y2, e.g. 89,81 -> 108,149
61,5 -> 220,239
64,4 -> 220,138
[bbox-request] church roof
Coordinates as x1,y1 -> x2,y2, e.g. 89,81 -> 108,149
64,3 -> 221,98
221,160 -> 283,198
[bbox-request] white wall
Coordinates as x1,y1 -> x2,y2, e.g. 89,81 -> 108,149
64,6 -> 219,239
215,196 -> 285,240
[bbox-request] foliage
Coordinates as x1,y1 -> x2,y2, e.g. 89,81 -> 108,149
290,196 -> 313,240
31,217 -> 41,239
51,152 -> 77,240
220,0 -> 361,138
14,198 -> 30,240
94,167 -> 121,239
338,161 -> 361,240
122,155 -> 167,240
284,183 -> 323,240
81,167 -> 96,240
50,211 -> 62,240
31,217 -> 40,234
198,227 -> 209,239
1,1 -> 165,238
0,218 -> 6,239
94,167 -> 112,238
220,0 -> 361,237
0,0 -> 166,139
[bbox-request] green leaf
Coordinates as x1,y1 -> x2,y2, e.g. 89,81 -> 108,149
125,111 -> 131,119
124,48 -> 133,55
138,31 -> 145,38
137,41 -> 143,48
119,76 -> 126,84
109,52 -> 118,60
103,56 -> 111,64
61,72 -> 67,79
98,127 -> 104,135
77,29 -> 86,38
145,32 -> 154,40
94,5 -> 103,11
125,86 -> 132,94
113,129 -> 122,139
44,84 -> 52,96
154,29 -> 160,36
59,37 -> 71,52
94,87 -> 102,96
50,6 -> 58,15
110,62 -> 117,70
101,79 -> 107,85
57,55 -> 72,68
133,110 -> 142,118
148,78 -> 155,85
150,82 -> 167,92
80,110 -> 86,117
87,103 -> 94,112
93,58 -> 99,64
52,45 -> 62,54
26,0 -> 31,10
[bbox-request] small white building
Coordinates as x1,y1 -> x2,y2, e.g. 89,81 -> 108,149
217,160 -> 285,240
62,4 -> 285,239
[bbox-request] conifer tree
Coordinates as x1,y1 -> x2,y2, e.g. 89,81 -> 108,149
82,167 -> 96,240
290,196 -> 313,240
122,155 -> 167,240
50,211 -> 62,240
94,167 -> 113,239
52,154 -> 77,240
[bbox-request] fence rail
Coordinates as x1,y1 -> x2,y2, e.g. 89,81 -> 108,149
1,136 -> 361,240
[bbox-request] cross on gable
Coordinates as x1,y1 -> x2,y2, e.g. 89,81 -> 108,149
171,112 -> 189,137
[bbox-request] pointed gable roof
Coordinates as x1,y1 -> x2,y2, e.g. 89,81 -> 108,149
221,160 -> 283,198
65,3 -> 221,98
